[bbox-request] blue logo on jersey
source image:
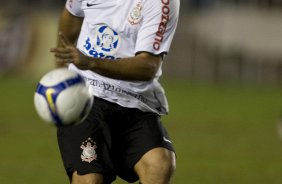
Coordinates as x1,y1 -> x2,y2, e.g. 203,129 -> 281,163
84,25 -> 120,60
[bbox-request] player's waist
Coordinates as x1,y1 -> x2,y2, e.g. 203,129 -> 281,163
86,77 -> 151,104
69,65 -> 168,114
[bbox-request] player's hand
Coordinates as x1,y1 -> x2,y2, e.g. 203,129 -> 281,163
50,32 -> 91,70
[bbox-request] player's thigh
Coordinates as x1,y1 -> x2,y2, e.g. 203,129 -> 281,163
72,171 -> 103,184
110,109 -> 176,183
57,98 -> 116,183
134,147 -> 176,178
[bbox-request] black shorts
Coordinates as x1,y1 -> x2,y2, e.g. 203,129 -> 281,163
57,97 -> 175,183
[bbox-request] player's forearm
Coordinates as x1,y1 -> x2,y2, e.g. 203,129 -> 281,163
87,53 -> 161,81
51,33 -> 161,81
57,8 -> 83,46
56,8 -> 83,67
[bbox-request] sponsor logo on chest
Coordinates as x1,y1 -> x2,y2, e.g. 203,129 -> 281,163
84,25 -> 120,60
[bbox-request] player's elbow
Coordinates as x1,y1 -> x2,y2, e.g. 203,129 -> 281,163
142,62 -> 159,81
137,53 -> 161,81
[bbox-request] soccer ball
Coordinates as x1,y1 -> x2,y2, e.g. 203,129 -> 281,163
34,68 -> 93,126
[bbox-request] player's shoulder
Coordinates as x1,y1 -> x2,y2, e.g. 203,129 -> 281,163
143,0 -> 180,13
144,0 -> 180,7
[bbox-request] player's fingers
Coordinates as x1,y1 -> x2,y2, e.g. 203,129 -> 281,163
50,47 -> 71,53
56,58 -> 74,64
54,53 -> 73,59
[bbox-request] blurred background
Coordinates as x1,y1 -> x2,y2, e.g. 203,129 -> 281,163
1,0 -> 282,183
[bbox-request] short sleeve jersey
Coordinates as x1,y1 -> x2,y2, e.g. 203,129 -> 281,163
66,0 -> 180,115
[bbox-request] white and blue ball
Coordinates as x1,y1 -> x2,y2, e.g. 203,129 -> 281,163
34,68 -> 93,126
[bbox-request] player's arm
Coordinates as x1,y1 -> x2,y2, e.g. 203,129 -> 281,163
51,33 -> 161,81
88,52 -> 162,81
55,7 -> 83,67
58,7 -> 82,46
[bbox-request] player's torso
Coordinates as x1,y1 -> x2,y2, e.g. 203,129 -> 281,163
77,0 -> 144,59
69,0 -> 173,115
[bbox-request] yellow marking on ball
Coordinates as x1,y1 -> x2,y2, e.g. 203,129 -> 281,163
46,88 -> 56,112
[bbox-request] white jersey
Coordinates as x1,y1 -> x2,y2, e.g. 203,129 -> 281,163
66,0 -> 180,115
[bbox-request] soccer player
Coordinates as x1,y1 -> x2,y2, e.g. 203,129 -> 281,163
50,0 -> 180,183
